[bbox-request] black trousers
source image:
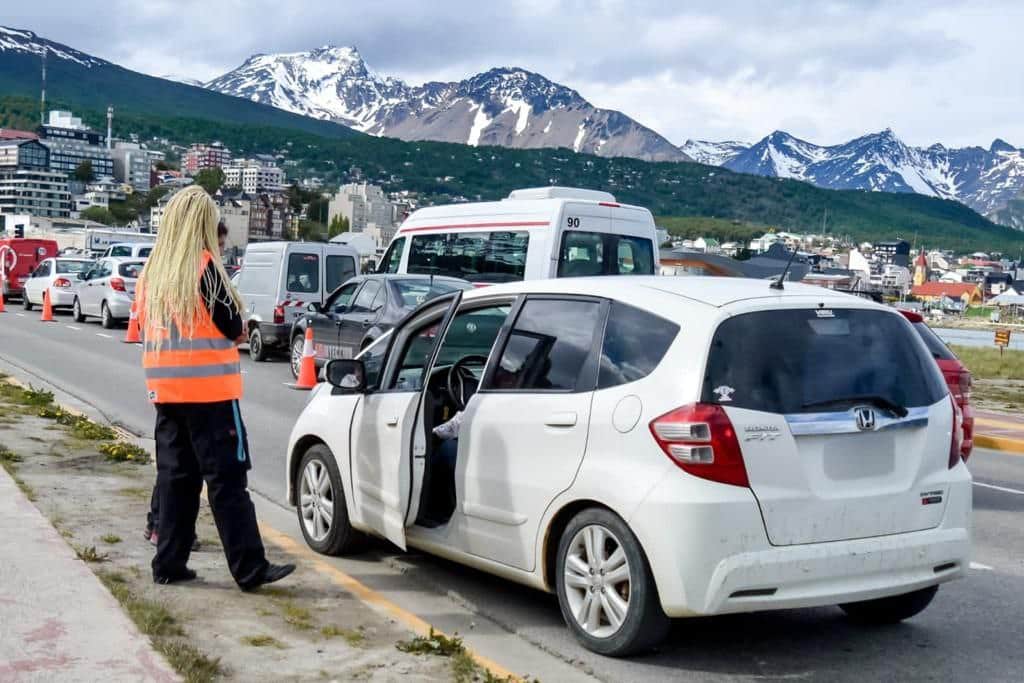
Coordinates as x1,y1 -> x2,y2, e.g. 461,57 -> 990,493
152,400 -> 268,587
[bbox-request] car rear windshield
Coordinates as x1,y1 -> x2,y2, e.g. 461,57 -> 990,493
118,262 -> 144,278
701,308 -> 948,414
912,321 -> 957,361
56,260 -> 89,274
408,231 -> 529,283
287,253 -> 319,293
393,279 -> 471,309
326,254 -> 356,292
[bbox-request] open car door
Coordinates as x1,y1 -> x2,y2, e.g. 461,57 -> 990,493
349,290 -> 463,550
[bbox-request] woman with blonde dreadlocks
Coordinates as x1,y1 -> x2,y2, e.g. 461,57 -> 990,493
138,186 -> 294,590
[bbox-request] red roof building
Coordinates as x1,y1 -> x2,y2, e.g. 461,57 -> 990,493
910,282 -> 983,305
0,129 -> 39,141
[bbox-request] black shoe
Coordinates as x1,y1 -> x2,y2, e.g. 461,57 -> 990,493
240,563 -> 296,592
153,568 -> 198,585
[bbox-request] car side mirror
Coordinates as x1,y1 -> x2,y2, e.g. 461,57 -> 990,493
307,302 -> 322,314
325,359 -> 366,393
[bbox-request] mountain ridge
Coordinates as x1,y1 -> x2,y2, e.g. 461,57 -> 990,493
203,45 -> 691,162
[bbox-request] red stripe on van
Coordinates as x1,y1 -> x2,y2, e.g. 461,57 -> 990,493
599,202 -> 621,207
399,221 -> 549,234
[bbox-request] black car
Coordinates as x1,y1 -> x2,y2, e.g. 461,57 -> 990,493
289,274 -> 472,378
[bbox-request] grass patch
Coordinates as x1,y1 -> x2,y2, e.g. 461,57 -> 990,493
36,405 -> 116,440
281,602 -> 314,631
99,441 -> 151,464
241,634 -> 286,648
118,486 -> 151,499
101,534 -> 123,544
320,625 -> 365,646
0,383 -> 55,408
0,444 -> 23,465
950,345 -> 1024,380
98,571 -> 183,638
396,629 -> 512,683
156,640 -> 223,682
76,545 -> 109,563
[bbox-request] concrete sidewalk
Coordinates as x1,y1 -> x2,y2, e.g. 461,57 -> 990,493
0,467 -> 177,682
974,410 -> 1024,454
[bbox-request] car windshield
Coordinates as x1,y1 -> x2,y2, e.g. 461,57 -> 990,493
118,262 -> 145,278
702,308 -> 948,414
56,260 -> 90,274
393,279 -> 471,309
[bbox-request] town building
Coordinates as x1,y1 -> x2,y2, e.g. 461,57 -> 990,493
223,159 -> 287,194
110,141 -> 152,191
913,250 -> 929,287
873,239 -> 911,267
248,192 -> 293,241
0,139 -> 72,218
328,182 -> 394,246
181,142 -> 231,175
215,196 -> 251,259
37,111 -> 114,179
910,281 -> 983,308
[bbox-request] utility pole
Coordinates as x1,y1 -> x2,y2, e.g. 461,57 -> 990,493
40,49 -> 47,125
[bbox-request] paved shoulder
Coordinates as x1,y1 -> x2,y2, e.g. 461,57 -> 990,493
0,467 -> 177,682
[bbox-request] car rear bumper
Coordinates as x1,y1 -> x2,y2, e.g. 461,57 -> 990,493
630,464 -> 972,618
49,289 -> 76,307
257,322 -> 291,348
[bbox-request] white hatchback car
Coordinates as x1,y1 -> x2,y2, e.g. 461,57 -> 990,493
285,276 -> 971,656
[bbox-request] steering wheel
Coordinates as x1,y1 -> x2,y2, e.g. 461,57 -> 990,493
446,355 -> 489,410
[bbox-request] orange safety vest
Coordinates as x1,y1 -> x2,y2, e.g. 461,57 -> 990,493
139,251 -> 242,404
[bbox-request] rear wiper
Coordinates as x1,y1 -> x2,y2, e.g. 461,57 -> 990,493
802,395 -> 908,417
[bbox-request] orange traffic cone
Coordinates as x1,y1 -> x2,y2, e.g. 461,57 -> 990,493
0,286 -> 5,313
40,289 -> 55,322
123,302 -> 141,343
293,326 -> 319,390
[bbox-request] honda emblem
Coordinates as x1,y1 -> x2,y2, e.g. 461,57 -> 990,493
854,406 -> 876,431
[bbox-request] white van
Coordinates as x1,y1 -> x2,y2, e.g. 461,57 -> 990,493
236,241 -> 361,361
102,242 -> 154,259
377,187 -> 660,282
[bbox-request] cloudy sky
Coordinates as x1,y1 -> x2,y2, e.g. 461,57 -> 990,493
8,1 -> 1023,148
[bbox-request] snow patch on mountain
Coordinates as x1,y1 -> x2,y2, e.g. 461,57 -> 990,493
0,25 -> 106,68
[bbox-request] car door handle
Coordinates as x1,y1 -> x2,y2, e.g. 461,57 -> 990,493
385,416 -> 399,427
545,412 -> 577,427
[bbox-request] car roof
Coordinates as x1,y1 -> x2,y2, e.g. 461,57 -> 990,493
464,276 -> 885,310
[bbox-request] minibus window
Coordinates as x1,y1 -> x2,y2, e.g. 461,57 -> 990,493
558,233 -> 655,277
408,231 -> 528,282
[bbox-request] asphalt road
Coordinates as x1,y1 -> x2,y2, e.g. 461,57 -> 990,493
3,307 -> 1024,682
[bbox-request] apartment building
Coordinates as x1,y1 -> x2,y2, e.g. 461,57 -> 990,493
110,141 -> 153,191
37,110 -> 114,179
223,159 -> 287,193
182,142 -> 231,174
0,139 -> 72,218
327,182 -> 394,246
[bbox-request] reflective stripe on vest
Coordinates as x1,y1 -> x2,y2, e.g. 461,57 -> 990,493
140,250 -> 243,404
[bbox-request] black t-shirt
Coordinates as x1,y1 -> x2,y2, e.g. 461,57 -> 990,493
200,262 -> 243,341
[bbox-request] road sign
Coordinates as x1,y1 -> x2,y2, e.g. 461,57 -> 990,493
995,329 -> 1011,351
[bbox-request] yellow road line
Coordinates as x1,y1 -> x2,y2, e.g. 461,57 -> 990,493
974,417 -> 1024,431
258,523 -> 522,682
974,434 -> 1024,455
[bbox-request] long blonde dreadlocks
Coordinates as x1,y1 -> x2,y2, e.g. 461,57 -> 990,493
140,186 -> 243,348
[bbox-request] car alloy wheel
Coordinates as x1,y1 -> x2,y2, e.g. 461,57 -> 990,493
101,302 -> 115,329
22,292 -> 32,311
299,458 -> 334,543
72,298 -> 84,323
291,334 -> 304,379
248,327 -> 267,361
563,524 -> 632,639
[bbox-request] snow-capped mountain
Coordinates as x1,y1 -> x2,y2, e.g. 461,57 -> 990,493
694,129 -> 1024,219
0,25 -> 108,68
679,139 -> 750,166
204,47 -> 689,162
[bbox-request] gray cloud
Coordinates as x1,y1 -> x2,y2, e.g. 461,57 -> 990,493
4,0 -> 1019,147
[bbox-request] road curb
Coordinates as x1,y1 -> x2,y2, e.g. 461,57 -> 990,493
974,434 -> 1024,455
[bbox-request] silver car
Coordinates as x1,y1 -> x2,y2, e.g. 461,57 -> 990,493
72,257 -> 144,328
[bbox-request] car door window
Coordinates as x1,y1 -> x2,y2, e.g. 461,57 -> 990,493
350,280 -> 381,314
389,303 -> 512,392
95,261 -> 112,279
598,302 -> 679,388
32,262 -> 52,278
379,237 -> 406,274
326,255 -> 357,292
356,334 -> 390,391
326,282 -> 360,314
487,298 -> 604,392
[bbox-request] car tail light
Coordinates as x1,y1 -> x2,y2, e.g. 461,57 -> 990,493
949,396 -> 963,469
273,305 -> 285,324
649,403 -> 749,487
52,278 -> 71,288
957,370 -> 972,402
109,277 -> 126,292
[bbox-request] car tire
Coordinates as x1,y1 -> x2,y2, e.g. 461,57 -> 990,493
555,508 -> 670,657
840,585 -> 939,625
295,444 -> 364,555
249,327 -> 269,362
72,298 -> 85,323
101,301 -> 116,329
290,333 -> 305,379
22,293 -> 32,311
